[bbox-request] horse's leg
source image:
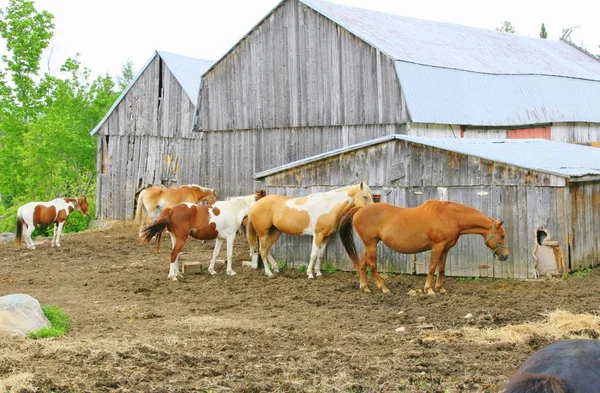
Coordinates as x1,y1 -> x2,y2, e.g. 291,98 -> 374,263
424,245 -> 445,295
306,235 -> 324,279
365,243 -> 390,293
266,254 -> 279,273
313,236 -> 330,278
168,232 -> 186,280
51,223 -> 58,247
259,230 -> 281,277
24,223 -> 36,250
208,238 -> 224,275
435,249 -> 450,294
225,233 -> 237,276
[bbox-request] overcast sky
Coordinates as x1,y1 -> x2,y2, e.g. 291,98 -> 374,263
2,0 -> 599,80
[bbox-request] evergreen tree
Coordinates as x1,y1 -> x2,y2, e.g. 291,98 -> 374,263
540,23 -> 548,39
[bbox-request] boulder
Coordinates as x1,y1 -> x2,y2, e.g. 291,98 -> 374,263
0,294 -> 51,337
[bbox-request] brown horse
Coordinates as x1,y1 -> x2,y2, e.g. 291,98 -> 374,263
15,197 -> 89,249
141,191 -> 265,280
338,200 -> 509,294
134,184 -> 217,232
246,182 -> 374,278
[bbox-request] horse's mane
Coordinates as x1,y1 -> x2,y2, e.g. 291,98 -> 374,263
185,184 -> 214,193
421,200 -> 452,214
504,371 -> 568,393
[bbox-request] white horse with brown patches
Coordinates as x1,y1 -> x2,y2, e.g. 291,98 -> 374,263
141,191 -> 267,280
134,184 -> 217,233
15,197 -> 89,249
246,182 -> 374,278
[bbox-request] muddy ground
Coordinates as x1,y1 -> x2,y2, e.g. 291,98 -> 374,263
1,222 -> 599,393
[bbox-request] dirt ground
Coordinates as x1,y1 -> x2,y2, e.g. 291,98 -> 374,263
1,222 -> 599,393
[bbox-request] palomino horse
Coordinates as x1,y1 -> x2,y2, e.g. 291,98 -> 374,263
15,197 -> 89,249
338,200 -> 509,294
134,184 -> 217,233
246,182 -> 374,278
141,190 -> 266,280
505,339 -> 600,393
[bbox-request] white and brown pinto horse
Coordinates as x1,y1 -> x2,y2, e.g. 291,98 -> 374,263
15,197 -> 89,249
141,191 -> 266,280
246,182 -> 374,278
134,184 -> 217,232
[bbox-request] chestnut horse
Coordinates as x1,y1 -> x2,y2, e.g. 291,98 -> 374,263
141,191 -> 266,280
505,339 -> 600,393
15,197 -> 89,250
246,182 -> 374,278
339,200 -> 509,294
134,184 -> 217,233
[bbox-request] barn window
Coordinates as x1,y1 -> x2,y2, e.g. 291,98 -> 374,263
100,136 -> 109,174
157,59 -> 164,110
507,127 -> 551,140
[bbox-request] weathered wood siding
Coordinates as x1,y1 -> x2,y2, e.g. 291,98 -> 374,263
257,139 -> 590,279
199,124 -> 405,197
198,0 -> 407,131
551,123 -> 600,145
569,182 -> 600,270
95,55 -> 202,220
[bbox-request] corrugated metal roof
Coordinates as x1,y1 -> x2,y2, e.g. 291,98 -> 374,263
396,62 -> 600,125
302,0 -> 600,80
255,135 -> 600,179
90,51 -> 213,136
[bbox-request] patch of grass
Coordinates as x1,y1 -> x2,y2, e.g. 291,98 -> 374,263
458,276 -> 481,282
565,267 -> 592,279
277,260 -> 287,271
28,305 -> 71,339
297,264 -> 307,272
323,262 -> 337,274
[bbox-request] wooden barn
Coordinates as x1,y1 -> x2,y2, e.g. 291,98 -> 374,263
194,0 -> 600,198
91,51 -> 213,220
255,136 -> 600,279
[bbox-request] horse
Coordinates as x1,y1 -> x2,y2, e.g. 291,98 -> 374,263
141,190 -> 267,281
15,197 -> 89,250
246,182 -> 374,278
338,200 -> 509,294
134,184 -> 217,233
504,339 -> 600,393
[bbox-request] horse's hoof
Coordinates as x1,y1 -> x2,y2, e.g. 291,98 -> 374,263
438,288 -> 447,294
426,289 -> 436,295
227,270 -> 236,276
307,273 -> 314,279
266,272 -> 274,278
382,287 -> 391,294
361,286 -> 371,293
315,271 -> 322,277
209,270 -> 217,276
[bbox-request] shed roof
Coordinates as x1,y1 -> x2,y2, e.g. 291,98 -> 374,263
90,51 -> 213,136
255,135 -> 600,180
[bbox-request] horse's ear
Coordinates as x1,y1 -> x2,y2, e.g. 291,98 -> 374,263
497,220 -> 504,227
360,181 -> 364,190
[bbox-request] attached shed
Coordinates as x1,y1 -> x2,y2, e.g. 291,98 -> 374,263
254,136 -> 600,279
194,0 -> 600,199
91,51 -> 213,220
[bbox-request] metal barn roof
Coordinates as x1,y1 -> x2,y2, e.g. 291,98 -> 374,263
301,0 -> 600,126
255,135 -> 600,180
90,51 -> 213,136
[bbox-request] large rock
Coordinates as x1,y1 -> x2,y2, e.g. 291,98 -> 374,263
0,294 -> 51,337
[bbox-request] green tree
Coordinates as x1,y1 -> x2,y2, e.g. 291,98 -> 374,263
496,21 -> 517,34
117,59 -> 135,90
540,23 -> 548,39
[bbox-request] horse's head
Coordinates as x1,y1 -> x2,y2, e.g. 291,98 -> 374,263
350,181 -> 374,207
484,220 -> 509,261
254,189 -> 267,201
77,197 -> 89,216
206,189 -> 218,205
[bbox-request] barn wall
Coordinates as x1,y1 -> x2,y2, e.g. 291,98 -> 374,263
95,55 -> 202,220
551,123 -> 600,145
259,140 -> 575,279
568,181 -> 600,270
200,124 -> 404,198
198,0 -> 407,131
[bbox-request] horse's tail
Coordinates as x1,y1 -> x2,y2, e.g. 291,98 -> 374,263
338,206 -> 362,269
134,189 -> 146,225
504,372 -> 567,393
140,208 -> 172,252
245,215 -> 258,253
15,210 -> 24,248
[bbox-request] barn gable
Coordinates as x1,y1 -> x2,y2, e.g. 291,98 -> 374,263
92,51 -> 213,220
256,136 -> 600,279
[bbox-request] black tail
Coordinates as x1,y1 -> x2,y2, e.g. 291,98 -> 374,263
504,372 -> 567,393
338,207 -> 362,269
15,214 -> 24,248
140,208 -> 172,252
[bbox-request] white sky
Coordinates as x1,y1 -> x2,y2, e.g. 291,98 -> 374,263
2,0 -> 599,81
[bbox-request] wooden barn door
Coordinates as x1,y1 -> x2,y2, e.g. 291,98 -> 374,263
507,126 -> 551,140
